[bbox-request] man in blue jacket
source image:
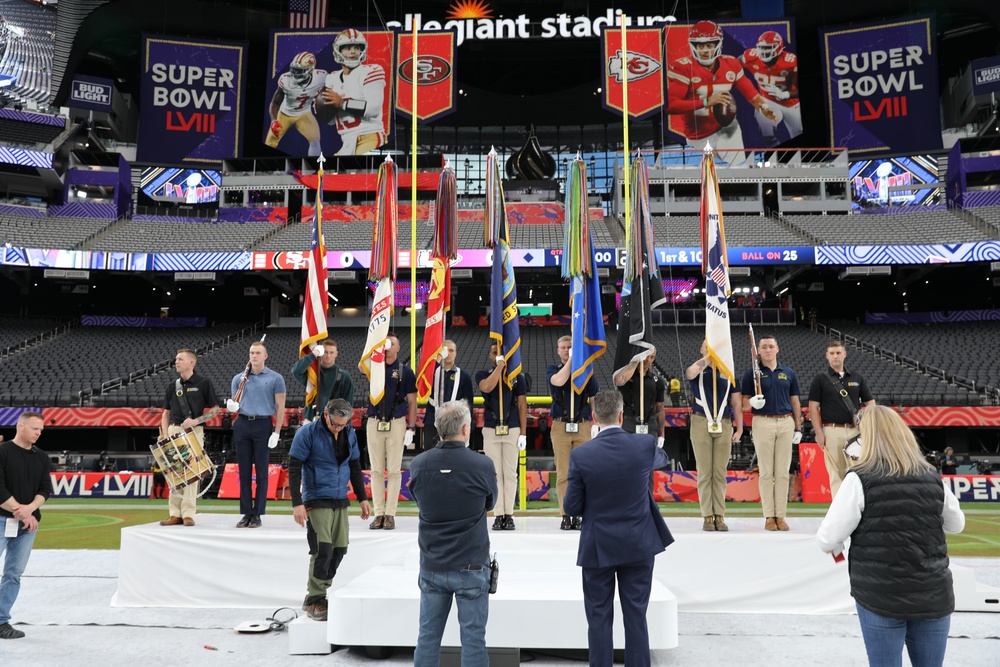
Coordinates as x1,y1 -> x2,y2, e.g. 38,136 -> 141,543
288,398 -> 371,621
409,400 -> 497,667
564,390 -> 674,667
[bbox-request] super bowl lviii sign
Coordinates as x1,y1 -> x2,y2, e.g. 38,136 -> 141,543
137,35 -> 247,164
820,16 -> 941,154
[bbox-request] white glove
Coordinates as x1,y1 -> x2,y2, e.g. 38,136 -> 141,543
749,395 -> 766,410
791,430 -> 803,445
312,344 -> 325,357
657,436 -> 665,448
226,399 -> 240,412
762,83 -> 790,100
438,347 -> 449,360
268,432 -> 280,449
403,429 -> 415,448
591,424 -> 601,438
495,353 -> 505,367
517,435 -> 527,451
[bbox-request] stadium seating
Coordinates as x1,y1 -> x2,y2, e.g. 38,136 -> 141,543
89,219 -> 278,253
650,215 -> 810,247
781,210 -> 992,245
0,214 -> 115,249
0,0 -> 56,105
0,315 -> 64,353
0,117 -> 61,148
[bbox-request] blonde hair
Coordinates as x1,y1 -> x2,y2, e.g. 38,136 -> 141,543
852,405 -> 934,477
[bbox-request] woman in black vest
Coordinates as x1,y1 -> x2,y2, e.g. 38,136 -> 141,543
816,405 -> 965,667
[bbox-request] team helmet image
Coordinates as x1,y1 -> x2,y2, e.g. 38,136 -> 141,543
689,21 -> 724,67
289,52 -> 316,84
756,31 -> 785,64
333,29 -> 368,68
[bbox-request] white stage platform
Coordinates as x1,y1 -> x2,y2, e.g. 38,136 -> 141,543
114,515 -> 860,615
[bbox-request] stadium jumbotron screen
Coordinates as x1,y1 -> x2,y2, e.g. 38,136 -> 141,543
139,167 -> 223,204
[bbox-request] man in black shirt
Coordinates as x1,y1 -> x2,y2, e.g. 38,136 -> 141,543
0,411 -> 51,639
159,349 -> 221,526
807,341 -> 875,499
423,339 -> 475,450
409,400 -> 497,666
613,345 -> 666,442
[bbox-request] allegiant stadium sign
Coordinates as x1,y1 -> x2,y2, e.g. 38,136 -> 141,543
386,10 -> 673,46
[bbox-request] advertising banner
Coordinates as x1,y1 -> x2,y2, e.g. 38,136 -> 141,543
69,74 -> 114,112
265,28 -> 395,157
138,36 -> 247,164
601,26 -> 664,119
664,20 -> 800,152
49,473 -> 153,499
970,55 -> 1000,97
395,30 -> 456,122
819,16 -> 941,154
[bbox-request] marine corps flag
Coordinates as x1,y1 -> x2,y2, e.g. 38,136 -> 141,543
601,26 -> 664,119
485,147 -> 522,388
395,31 -> 457,123
613,154 -> 666,378
298,156 -> 329,416
360,156 -> 397,405
416,166 -> 458,401
562,157 -> 607,396
700,146 -> 735,384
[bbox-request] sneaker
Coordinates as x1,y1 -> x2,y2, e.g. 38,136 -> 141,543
775,517 -> 789,531
764,517 -> 778,531
560,515 -> 573,531
236,514 -> 251,528
370,515 -> 385,530
248,515 -> 261,528
303,597 -> 328,621
492,515 -> 504,531
0,622 -> 25,639
159,516 -> 183,526
502,514 -> 515,530
703,517 -> 717,532
714,515 -> 729,532
571,516 -> 582,530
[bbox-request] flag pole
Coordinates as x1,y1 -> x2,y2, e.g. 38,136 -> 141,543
621,16 -> 632,272
410,22 -> 419,371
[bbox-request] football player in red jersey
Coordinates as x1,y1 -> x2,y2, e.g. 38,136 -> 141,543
740,31 -> 801,147
666,21 -> 776,157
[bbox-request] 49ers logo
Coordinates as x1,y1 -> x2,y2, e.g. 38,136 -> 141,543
398,56 -> 452,84
607,50 -> 662,83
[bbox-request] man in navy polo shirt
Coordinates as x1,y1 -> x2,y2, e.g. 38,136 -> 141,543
228,340 -> 286,528
739,334 -> 802,531
363,332 -> 417,531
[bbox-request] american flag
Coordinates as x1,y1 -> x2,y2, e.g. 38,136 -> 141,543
288,0 -> 328,29
298,161 -> 329,413
709,265 -> 727,290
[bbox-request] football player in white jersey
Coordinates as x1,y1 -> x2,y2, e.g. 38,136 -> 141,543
740,31 -> 801,147
316,29 -> 388,156
266,52 -> 326,156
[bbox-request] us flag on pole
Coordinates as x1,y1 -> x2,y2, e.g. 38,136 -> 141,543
298,159 -> 328,417
288,0 -> 328,29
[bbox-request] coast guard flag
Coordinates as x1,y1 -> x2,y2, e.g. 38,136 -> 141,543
298,160 -> 329,415
700,147 -> 735,384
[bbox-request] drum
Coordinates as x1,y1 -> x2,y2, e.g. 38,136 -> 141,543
149,428 -> 215,494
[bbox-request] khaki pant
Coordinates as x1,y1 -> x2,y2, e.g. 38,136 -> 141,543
690,414 -> 732,518
166,424 -> 202,520
820,425 -> 859,499
550,419 -> 591,514
305,506 -> 349,598
483,426 -> 520,515
751,415 -> 794,518
366,416 -> 406,517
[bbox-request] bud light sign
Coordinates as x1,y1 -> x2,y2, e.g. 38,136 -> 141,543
70,75 -> 113,111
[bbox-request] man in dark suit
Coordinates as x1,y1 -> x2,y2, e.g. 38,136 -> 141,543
564,390 -> 674,667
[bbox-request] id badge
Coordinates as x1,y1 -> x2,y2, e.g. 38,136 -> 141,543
565,422 -> 579,433
494,425 -> 509,436
376,420 -> 392,432
4,517 -> 18,538
635,424 -> 649,434
707,421 -> 723,434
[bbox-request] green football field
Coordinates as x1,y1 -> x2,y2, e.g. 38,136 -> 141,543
31,498 -> 1000,558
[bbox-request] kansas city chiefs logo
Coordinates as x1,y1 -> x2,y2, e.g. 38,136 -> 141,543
608,49 -> 662,83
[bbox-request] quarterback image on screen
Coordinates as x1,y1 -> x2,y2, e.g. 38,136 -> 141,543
265,52 -> 327,156
315,29 -> 388,156
740,31 -> 801,147
667,21 -> 776,153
